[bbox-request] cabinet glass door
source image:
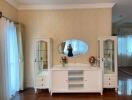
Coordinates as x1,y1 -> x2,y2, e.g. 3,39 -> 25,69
35,40 -> 48,73
103,39 -> 115,74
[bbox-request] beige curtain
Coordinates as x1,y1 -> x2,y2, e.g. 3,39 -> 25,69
16,24 -> 24,90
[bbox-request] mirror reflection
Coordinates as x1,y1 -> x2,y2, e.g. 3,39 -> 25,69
59,39 -> 88,57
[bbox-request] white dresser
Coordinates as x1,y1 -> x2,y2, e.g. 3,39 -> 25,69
50,64 -> 103,95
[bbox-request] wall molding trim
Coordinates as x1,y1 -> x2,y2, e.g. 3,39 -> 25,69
6,0 -> 18,9
5,0 -> 115,10
18,3 -> 115,10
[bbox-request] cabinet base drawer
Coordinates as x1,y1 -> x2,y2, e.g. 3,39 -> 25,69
35,83 -> 48,87
104,81 -> 117,88
104,76 -> 117,81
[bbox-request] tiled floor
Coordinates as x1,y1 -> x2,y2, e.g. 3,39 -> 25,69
118,70 -> 132,96
119,67 -> 132,75
13,70 -> 132,100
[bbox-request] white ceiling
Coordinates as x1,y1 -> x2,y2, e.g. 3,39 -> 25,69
112,0 -> 132,24
6,0 -> 132,24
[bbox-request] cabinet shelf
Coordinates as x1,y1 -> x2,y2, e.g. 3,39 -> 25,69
68,70 -> 84,89
68,81 -> 84,85
68,84 -> 84,88
68,70 -> 83,74
34,61 -> 48,62
104,49 -> 114,50
69,78 -> 83,82
68,75 -> 83,78
36,49 -> 47,51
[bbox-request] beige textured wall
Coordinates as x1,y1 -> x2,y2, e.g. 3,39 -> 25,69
18,8 -> 112,87
0,0 -> 17,20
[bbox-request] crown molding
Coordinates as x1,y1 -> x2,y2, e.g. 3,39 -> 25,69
5,0 -> 115,10
18,3 -> 115,10
6,0 -> 19,9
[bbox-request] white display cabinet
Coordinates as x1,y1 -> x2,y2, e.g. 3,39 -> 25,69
33,38 -> 52,93
97,36 -> 118,91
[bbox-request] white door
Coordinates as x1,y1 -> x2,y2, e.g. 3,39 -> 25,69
103,38 -> 115,74
52,70 -> 68,91
98,36 -> 117,74
84,70 -> 102,91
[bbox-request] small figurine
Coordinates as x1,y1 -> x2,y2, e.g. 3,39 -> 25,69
67,44 -> 73,57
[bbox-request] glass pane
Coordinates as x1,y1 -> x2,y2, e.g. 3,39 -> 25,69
103,39 -> 115,74
97,40 -> 100,67
36,41 -> 48,73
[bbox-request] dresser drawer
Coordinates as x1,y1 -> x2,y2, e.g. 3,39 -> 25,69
104,74 -> 116,77
36,77 -> 44,82
35,82 -> 47,87
35,76 -> 48,88
104,76 -> 116,81
36,75 -> 48,81
104,81 -> 116,87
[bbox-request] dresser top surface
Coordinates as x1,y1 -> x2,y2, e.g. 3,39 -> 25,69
50,63 -> 101,71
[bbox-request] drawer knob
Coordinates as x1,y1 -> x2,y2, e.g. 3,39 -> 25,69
109,83 -> 110,85
42,84 -> 43,86
109,78 -> 110,80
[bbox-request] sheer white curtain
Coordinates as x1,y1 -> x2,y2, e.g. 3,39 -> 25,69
118,33 -> 132,66
0,18 -> 19,100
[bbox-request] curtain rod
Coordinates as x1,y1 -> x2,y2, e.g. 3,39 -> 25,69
0,11 -> 19,24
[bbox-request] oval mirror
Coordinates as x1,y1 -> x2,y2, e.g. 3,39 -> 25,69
59,39 -> 88,57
